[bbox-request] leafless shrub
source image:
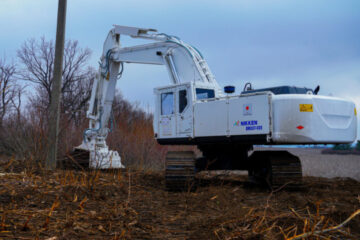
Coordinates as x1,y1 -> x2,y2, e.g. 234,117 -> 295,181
2,38 -> 96,166
0,58 -> 29,160
107,93 -> 167,170
0,57 -> 22,127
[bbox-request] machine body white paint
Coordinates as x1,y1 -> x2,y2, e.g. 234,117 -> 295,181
194,93 -> 271,137
271,95 -> 357,143
154,84 -> 357,143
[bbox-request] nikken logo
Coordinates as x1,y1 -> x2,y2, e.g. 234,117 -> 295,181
234,120 -> 258,127
241,120 -> 258,126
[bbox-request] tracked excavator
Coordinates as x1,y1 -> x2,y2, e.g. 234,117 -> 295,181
61,25 -> 357,190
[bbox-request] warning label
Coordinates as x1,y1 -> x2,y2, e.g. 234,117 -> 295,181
299,104 -> 313,112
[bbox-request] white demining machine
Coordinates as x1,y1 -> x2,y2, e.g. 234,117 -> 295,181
64,25 -> 357,190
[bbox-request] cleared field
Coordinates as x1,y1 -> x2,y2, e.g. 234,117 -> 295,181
0,148 -> 359,239
0,170 -> 359,239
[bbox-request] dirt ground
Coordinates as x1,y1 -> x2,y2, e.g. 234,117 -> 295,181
0,167 -> 359,240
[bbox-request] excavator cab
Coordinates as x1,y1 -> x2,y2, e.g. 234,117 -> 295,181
154,82 -> 223,142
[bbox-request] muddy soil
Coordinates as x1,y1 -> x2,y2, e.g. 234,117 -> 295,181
0,170 -> 359,239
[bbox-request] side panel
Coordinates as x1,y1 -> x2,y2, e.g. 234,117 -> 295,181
228,95 -> 271,136
272,95 -> 357,143
194,99 -> 228,137
159,116 -> 176,137
194,94 -> 271,138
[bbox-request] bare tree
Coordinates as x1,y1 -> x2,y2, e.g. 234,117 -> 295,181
10,84 -> 25,123
0,58 -> 21,127
17,37 -> 94,121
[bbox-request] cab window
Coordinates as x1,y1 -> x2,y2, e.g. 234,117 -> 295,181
196,88 -> 215,100
179,90 -> 187,113
161,92 -> 174,115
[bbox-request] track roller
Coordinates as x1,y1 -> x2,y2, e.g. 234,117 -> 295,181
248,151 -> 302,189
165,151 -> 196,191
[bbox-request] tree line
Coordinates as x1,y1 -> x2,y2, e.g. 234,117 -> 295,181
0,38 -> 166,170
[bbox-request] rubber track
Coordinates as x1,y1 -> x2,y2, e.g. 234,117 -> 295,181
270,155 -> 302,189
165,151 -> 196,191
249,151 -> 303,189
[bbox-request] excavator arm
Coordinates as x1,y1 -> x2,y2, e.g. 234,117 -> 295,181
74,25 -> 222,169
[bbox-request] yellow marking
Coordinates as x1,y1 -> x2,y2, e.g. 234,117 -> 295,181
299,104 -> 313,112
355,108 -> 357,116
106,72 -> 110,80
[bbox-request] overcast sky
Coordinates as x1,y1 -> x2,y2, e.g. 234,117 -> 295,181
0,0 -> 359,138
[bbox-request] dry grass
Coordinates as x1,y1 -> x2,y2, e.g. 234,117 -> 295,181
0,165 -> 359,239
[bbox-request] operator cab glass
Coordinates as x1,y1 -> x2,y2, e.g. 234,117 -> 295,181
196,88 -> 215,100
179,90 -> 187,113
161,92 -> 174,115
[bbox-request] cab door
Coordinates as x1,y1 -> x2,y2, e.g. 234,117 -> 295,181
176,85 -> 193,137
158,89 -> 176,138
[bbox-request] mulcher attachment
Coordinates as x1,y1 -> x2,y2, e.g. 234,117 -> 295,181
57,148 -> 90,170
248,151 -> 303,189
165,151 -> 196,191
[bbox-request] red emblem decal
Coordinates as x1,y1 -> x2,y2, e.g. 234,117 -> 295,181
246,106 -> 249,110
296,125 -> 304,130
